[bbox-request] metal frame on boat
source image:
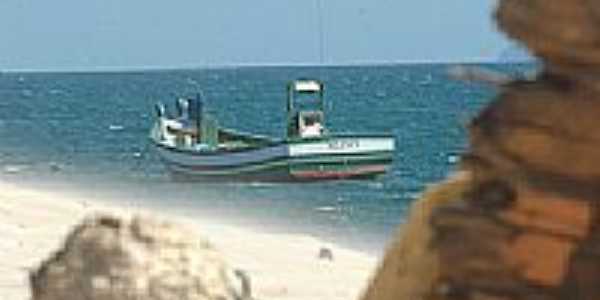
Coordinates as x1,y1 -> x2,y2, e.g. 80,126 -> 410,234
149,79 -> 395,182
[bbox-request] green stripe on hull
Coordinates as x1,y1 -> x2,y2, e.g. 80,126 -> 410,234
168,153 -> 393,176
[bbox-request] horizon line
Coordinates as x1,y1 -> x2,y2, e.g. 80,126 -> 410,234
1,57 -> 532,74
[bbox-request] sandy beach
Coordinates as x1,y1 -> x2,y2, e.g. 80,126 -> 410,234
0,181 -> 378,300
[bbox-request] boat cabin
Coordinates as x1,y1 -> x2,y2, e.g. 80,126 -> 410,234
287,80 -> 326,139
155,94 -> 220,149
154,93 -> 275,151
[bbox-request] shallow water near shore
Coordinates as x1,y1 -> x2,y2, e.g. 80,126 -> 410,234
0,63 -> 533,254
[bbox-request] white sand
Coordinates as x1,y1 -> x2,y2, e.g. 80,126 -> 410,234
0,181 -> 378,300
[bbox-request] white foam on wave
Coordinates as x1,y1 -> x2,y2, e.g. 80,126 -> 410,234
447,154 -> 460,164
244,182 -> 278,187
48,89 -> 66,95
375,91 -> 387,98
21,89 -> 34,97
418,74 -> 433,86
314,206 -> 338,213
3,165 -> 28,174
186,78 -> 199,86
405,191 -> 422,200
367,182 -> 384,189
108,125 -> 125,131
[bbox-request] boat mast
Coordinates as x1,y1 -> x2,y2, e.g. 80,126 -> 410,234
316,0 -> 325,65
315,0 -> 328,116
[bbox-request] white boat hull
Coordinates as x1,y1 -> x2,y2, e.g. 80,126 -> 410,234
152,135 -> 395,181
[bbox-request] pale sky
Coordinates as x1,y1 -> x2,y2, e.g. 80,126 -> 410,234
0,0 -> 511,71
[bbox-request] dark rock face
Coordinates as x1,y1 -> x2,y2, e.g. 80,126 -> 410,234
362,1 -> 600,299
497,0 -> 600,72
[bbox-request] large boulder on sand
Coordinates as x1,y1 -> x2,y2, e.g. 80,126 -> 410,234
29,214 -> 248,300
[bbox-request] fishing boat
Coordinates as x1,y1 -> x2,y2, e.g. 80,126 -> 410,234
149,80 -> 395,182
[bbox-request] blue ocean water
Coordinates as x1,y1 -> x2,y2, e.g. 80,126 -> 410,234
0,64 -> 534,254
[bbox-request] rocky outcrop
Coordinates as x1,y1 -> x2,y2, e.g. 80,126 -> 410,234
362,1 -> 600,300
360,173 -> 470,300
29,214 -> 249,300
497,0 -> 600,75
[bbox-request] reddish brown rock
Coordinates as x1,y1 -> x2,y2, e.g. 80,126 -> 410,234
497,0 -> 600,72
359,172 -> 471,300
361,1 -> 600,300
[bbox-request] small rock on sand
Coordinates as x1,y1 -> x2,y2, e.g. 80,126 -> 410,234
318,247 -> 334,261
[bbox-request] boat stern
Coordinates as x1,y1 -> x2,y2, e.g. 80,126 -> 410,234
287,135 -> 395,181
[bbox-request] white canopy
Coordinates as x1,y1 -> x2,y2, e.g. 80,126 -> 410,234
293,80 -> 321,92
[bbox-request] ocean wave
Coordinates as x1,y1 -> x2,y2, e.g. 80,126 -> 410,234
21,89 -> 34,97
49,162 -> 62,172
3,164 -> 29,174
108,125 -> 125,131
48,89 -> 66,96
315,206 -> 338,213
375,91 -> 387,98
186,78 -> 200,87
447,154 -> 460,164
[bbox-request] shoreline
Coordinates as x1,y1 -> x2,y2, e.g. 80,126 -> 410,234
0,175 -> 391,256
0,180 -> 378,300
